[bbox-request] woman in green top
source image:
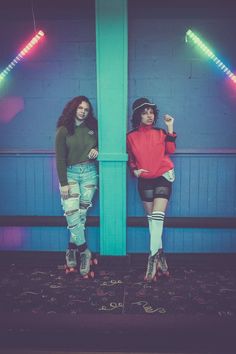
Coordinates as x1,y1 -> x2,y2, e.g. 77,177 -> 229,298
55,96 -> 98,276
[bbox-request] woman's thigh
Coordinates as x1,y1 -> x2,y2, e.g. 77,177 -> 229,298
79,164 -> 98,206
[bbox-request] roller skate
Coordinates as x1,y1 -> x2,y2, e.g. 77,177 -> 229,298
144,253 -> 158,282
64,247 -> 78,274
156,249 -> 170,278
79,248 -> 98,279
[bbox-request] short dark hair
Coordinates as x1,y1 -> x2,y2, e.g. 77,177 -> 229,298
131,104 -> 159,128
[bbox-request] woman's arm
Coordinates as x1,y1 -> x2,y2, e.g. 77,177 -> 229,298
164,114 -> 177,154
127,136 -> 137,175
55,127 -> 68,187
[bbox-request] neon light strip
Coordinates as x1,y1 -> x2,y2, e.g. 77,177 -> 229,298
186,29 -> 236,83
0,30 -> 45,82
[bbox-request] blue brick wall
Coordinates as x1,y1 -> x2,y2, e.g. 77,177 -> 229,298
128,2 -> 236,150
1,2 -> 235,150
0,0 -> 96,150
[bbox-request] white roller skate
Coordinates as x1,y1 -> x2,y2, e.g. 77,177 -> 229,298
65,248 -> 78,274
80,248 -> 98,279
144,253 -> 158,282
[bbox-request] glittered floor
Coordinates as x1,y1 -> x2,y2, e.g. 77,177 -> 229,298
0,254 -> 236,353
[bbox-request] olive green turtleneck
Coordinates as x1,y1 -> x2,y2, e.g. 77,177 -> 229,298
55,122 -> 98,186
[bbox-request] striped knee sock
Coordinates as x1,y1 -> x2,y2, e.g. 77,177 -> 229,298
147,214 -> 152,232
150,211 -> 165,256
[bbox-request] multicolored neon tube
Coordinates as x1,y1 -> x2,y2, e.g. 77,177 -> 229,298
186,29 -> 236,83
0,30 -> 45,82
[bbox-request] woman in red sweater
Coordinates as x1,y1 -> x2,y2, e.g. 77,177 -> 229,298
127,97 -> 176,282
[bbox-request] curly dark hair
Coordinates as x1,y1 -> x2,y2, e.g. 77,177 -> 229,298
131,104 -> 159,129
57,96 -> 97,135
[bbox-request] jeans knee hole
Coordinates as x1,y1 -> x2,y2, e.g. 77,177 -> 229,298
68,224 -> 77,229
80,203 -> 91,210
70,194 -> 79,198
65,209 -> 79,216
84,184 -> 96,189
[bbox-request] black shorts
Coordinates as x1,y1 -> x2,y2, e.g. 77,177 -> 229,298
138,176 -> 172,202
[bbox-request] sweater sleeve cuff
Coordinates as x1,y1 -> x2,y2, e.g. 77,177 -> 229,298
166,132 -> 177,142
60,181 -> 68,187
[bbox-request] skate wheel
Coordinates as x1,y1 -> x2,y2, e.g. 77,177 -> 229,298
93,258 -> 98,265
82,271 -> 95,279
65,266 -> 77,274
144,276 -> 155,283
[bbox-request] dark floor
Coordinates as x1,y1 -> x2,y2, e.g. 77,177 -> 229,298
0,252 -> 236,353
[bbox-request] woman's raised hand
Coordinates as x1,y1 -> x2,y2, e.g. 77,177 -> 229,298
164,114 -> 174,133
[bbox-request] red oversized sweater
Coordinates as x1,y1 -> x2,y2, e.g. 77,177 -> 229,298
127,125 -> 177,179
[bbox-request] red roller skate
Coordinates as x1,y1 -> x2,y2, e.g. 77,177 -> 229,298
80,248 -> 98,279
64,248 -> 78,274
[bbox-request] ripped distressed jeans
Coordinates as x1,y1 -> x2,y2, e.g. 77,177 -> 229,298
60,162 -> 98,246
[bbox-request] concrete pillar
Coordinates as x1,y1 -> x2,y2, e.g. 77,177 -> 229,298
96,0 -> 128,255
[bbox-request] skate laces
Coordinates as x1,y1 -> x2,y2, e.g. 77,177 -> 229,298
147,255 -> 156,275
158,250 -> 167,271
68,249 -> 76,262
80,250 -> 90,270
80,253 -> 86,270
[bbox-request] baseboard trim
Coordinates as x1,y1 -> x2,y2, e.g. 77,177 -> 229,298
0,251 -> 235,269
1,216 -> 236,228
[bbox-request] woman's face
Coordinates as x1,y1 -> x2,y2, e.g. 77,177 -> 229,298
140,107 -> 155,125
76,101 -> 90,121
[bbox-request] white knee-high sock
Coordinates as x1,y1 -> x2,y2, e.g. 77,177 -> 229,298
147,214 -> 152,232
147,214 -> 153,254
150,211 -> 165,256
